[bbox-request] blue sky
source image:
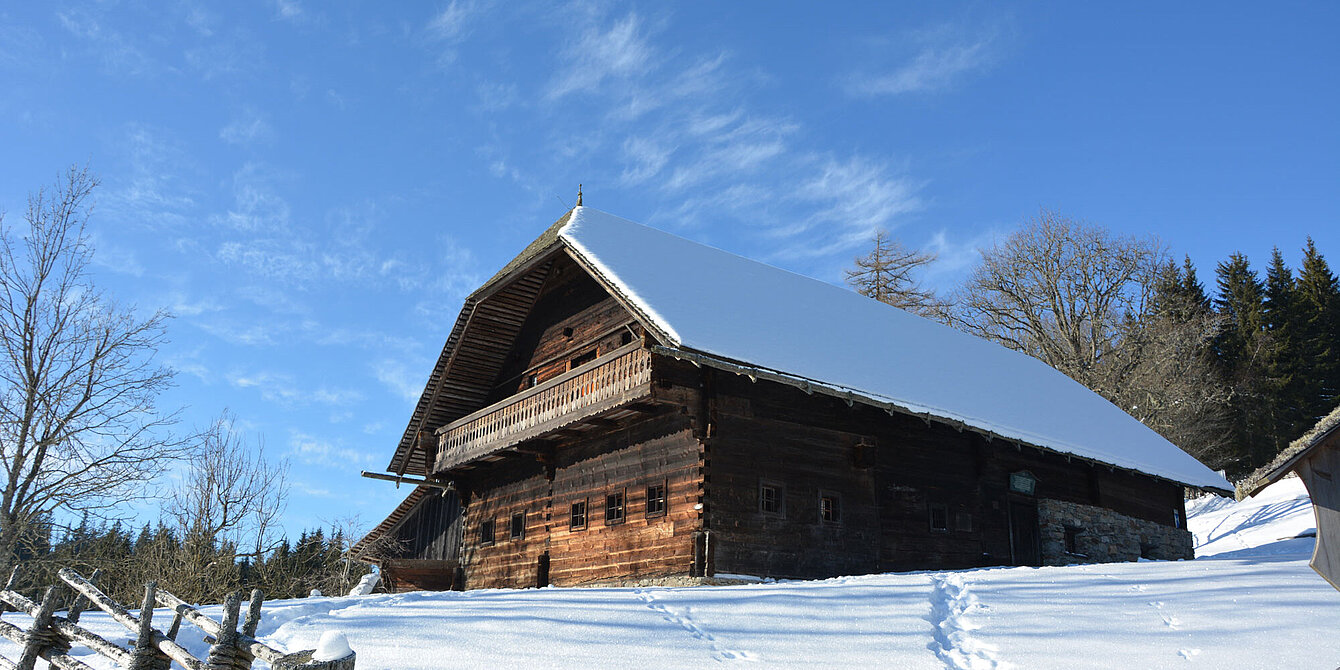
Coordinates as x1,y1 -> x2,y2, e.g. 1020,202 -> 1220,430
1,2 -> 1337,537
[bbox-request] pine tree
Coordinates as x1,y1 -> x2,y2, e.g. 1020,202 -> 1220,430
1294,238 -> 1340,421
1214,253 -> 1269,471
1259,248 -> 1304,455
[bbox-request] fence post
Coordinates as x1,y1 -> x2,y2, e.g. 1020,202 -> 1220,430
204,591 -> 245,670
15,585 -> 64,670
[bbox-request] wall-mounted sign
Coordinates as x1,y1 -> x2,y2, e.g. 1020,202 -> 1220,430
1009,470 -> 1037,496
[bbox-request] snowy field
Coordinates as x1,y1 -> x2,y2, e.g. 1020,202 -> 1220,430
5,477 -> 1337,669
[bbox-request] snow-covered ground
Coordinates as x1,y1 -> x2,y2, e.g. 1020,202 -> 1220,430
7,477 -> 1337,669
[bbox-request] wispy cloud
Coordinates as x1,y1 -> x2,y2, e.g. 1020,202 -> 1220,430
782,156 -> 925,256
547,13 -> 653,99
219,107 -> 274,145
845,24 -> 1001,97
372,359 -> 425,403
287,430 -> 374,468
227,369 -> 363,407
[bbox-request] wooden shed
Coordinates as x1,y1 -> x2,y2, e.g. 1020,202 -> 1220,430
352,206 -> 1232,591
1241,404 -> 1340,591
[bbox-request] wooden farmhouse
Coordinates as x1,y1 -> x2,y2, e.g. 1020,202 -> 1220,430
1242,404 -> 1340,591
352,206 -> 1232,591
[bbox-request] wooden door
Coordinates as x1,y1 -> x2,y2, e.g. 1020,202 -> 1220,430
1008,500 -> 1041,566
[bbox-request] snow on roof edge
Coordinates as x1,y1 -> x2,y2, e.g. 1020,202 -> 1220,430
560,209 -> 683,346
558,206 -> 1231,493
658,344 -> 1231,493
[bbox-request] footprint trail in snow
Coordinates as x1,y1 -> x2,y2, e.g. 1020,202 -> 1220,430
927,573 -> 1009,670
635,588 -> 756,663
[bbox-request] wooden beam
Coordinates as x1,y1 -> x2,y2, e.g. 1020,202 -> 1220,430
360,471 -> 456,491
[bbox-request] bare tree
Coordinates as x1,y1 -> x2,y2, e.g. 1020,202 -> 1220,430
953,210 -> 1163,387
0,167 -> 185,574
845,230 -> 949,319
952,210 -> 1234,465
162,411 -> 289,600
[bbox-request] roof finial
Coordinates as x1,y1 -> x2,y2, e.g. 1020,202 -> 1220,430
576,184 -> 583,207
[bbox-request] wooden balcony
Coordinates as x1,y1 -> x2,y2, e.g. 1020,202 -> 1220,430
435,343 -> 653,471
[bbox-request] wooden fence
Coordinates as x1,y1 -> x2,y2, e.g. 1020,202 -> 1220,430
0,568 -> 354,670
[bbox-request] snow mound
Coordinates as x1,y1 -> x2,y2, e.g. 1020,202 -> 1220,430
1188,476 -> 1315,558
312,631 -> 352,662
347,571 -> 380,597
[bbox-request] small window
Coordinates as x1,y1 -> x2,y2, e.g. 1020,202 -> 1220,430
645,484 -> 667,517
929,503 -> 949,532
759,483 -> 783,515
525,373 -> 538,388
819,493 -> 840,523
1065,526 -> 1085,555
510,512 -> 525,540
1173,508 -> 1183,529
954,511 -> 973,532
605,491 -> 625,525
571,349 -> 597,370
621,330 -> 634,346
570,501 -> 587,530
479,519 -> 496,546
562,327 -> 574,338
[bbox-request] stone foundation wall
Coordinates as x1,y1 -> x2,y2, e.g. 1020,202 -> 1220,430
1038,498 -> 1193,565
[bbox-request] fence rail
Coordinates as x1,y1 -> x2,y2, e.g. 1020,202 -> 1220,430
436,344 -> 653,469
0,567 -> 354,670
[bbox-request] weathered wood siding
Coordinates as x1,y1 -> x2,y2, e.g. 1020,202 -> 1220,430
459,412 -> 703,589
548,413 -> 702,586
386,490 -> 463,562
691,364 -> 1188,578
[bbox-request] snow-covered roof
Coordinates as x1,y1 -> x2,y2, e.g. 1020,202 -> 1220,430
559,207 -> 1231,492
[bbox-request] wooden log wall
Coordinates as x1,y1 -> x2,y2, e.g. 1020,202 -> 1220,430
460,412 -> 702,589
695,364 -> 1188,577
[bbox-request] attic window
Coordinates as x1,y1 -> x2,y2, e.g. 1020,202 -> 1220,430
562,327 -> 574,338
621,330 -> 634,346
571,349 -> 597,369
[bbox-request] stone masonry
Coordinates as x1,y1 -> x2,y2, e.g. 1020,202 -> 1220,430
1037,498 -> 1194,566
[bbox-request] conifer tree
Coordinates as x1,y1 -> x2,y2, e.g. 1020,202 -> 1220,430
1213,253 -> 1269,470
1294,238 -> 1340,420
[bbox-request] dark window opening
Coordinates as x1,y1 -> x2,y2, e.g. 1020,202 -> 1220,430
1140,543 -> 1156,560
954,511 -> 973,532
1064,526 -> 1085,555
621,330 -> 634,345
570,501 -> 587,530
562,327 -> 574,338
759,483 -> 782,515
525,373 -> 538,388
605,491 -> 625,525
479,519 -> 496,546
646,484 -> 667,517
510,512 -> 525,540
929,503 -> 949,532
571,349 -> 597,369
820,494 -> 840,523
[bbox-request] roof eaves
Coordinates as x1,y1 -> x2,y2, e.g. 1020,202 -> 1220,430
1241,403 -> 1340,498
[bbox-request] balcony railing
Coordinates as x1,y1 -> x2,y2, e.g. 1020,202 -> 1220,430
435,343 -> 653,470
